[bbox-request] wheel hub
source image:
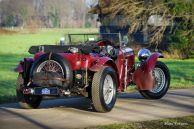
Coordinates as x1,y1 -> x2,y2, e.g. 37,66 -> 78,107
103,75 -> 114,105
151,68 -> 166,93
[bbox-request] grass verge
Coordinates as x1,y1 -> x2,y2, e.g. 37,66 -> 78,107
90,116 -> 194,129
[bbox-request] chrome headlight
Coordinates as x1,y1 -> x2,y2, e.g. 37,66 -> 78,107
138,48 -> 151,61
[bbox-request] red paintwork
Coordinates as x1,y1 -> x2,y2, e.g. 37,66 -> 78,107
115,49 -> 135,91
15,39 -> 162,92
59,53 -> 104,70
89,56 -> 115,71
97,40 -> 112,46
31,52 -> 114,72
15,58 -> 34,73
133,52 -> 162,90
34,51 -> 44,60
15,61 -> 23,73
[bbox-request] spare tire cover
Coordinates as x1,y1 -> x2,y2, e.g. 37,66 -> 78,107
30,53 -> 73,89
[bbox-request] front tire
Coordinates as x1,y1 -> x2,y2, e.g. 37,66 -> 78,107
16,74 -> 42,109
139,61 -> 170,99
92,66 -> 117,112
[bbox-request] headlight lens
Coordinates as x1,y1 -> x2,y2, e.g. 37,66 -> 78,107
138,48 -> 151,61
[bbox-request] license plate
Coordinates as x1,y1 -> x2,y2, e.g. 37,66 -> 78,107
41,88 -> 50,95
34,87 -> 59,95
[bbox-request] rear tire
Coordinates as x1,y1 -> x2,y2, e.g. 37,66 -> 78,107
139,61 -> 170,99
16,74 -> 42,109
92,66 -> 117,112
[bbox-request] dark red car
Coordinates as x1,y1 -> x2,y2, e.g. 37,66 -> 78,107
15,33 -> 170,112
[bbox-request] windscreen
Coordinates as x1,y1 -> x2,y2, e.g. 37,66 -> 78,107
67,33 -> 121,45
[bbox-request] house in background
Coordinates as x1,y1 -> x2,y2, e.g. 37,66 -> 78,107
87,0 -> 170,50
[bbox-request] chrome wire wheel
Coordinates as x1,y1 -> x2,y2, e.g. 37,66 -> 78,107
36,60 -> 64,75
139,61 -> 170,99
151,67 -> 166,93
103,74 -> 114,105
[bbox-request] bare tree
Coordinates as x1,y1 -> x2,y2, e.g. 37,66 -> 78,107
90,0 -> 193,45
0,0 -> 89,28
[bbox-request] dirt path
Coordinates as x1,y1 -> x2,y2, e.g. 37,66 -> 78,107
0,88 -> 194,129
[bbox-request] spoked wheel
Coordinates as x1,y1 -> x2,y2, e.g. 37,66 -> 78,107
151,67 -> 166,93
139,61 -> 170,99
103,75 -> 114,105
92,66 -> 117,112
16,74 -> 42,109
36,60 -> 64,75
31,53 -> 73,88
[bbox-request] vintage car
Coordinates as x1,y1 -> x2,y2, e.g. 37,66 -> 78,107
15,33 -> 170,112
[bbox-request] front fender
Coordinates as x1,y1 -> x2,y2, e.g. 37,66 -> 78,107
89,57 -> 118,72
15,58 -> 34,73
15,61 -> 24,73
133,52 -> 162,90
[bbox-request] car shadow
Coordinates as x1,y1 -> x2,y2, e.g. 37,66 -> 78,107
39,92 -> 143,112
117,92 -> 144,99
0,92 -> 143,112
1,90 -> 194,129
1,90 -> 194,113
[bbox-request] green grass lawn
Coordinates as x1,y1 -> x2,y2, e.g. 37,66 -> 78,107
159,58 -> 194,88
0,28 -> 193,103
90,116 -> 194,129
